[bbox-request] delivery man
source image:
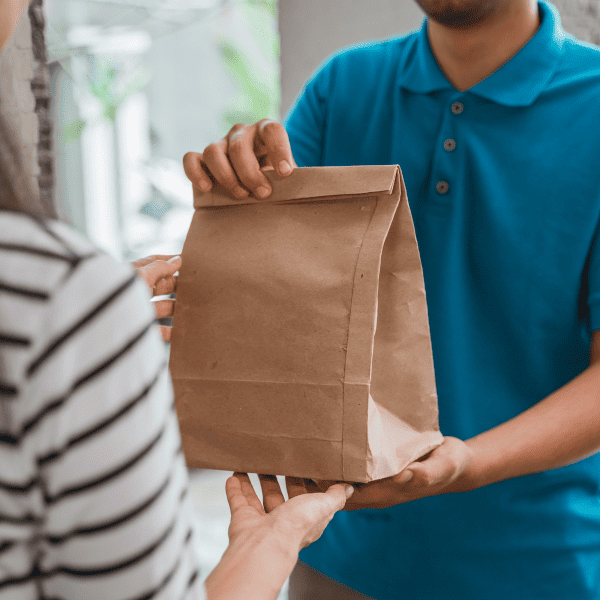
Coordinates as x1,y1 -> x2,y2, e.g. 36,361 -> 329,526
183,1 -> 600,598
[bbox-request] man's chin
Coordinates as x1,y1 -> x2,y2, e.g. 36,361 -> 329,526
413,0 -> 499,29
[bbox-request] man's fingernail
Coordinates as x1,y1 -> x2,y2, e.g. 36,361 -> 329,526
199,181 -> 211,192
256,185 -> 271,198
234,187 -> 249,199
279,160 -> 292,175
397,471 -> 413,484
168,255 -> 182,264
344,485 -> 354,499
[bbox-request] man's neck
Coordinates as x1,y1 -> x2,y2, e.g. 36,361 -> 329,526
427,0 -> 540,92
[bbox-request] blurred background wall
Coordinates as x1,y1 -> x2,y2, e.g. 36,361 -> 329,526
279,0 -> 423,116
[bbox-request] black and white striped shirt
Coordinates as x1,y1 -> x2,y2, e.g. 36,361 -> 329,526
0,211 -> 205,599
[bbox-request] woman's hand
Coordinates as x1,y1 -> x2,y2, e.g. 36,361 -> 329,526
227,473 -> 353,550
293,437 -> 475,511
131,255 -> 181,342
182,119 -> 296,201
205,473 -> 353,600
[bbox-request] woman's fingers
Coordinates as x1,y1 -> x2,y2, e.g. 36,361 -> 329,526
135,256 -> 181,291
258,474 -> 286,513
154,275 -> 176,297
285,476 -> 308,500
131,254 -> 178,269
326,483 -> 354,507
295,484 -> 352,550
225,474 -> 249,514
231,473 -> 266,514
152,299 -> 175,319
158,325 -> 171,342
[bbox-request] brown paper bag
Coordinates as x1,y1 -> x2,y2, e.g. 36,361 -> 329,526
170,165 -> 442,483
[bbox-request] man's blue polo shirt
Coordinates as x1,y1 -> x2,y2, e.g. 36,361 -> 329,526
284,2 -> 600,599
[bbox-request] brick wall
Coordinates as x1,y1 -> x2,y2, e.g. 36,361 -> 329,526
0,0 -> 53,217
29,0 -> 54,217
0,10 -> 38,205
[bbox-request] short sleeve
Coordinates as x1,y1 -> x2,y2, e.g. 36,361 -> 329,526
284,56 -> 336,168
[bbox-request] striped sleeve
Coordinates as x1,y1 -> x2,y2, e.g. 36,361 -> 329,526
0,214 -> 206,600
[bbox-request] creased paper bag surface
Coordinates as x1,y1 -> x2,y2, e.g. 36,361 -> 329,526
170,165 -> 442,483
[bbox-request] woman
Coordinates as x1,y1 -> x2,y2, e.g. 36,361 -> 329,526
0,5 -> 353,599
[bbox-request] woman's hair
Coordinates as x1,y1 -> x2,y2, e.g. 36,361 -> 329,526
0,111 -> 53,220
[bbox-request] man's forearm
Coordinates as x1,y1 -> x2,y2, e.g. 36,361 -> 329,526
464,361 -> 600,489
204,529 -> 298,600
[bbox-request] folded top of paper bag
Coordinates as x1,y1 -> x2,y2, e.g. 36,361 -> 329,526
193,165 -> 399,208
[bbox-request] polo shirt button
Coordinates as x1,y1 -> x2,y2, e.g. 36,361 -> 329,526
451,102 -> 464,114
444,139 -> 456,151
436,181 -> 449,195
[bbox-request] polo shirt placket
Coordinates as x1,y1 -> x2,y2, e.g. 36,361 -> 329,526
429,93 -> 466,203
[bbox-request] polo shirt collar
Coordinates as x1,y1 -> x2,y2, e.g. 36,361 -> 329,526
399,0 -> 565,107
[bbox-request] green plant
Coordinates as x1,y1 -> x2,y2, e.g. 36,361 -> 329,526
62,57 -> 152,143
218,0 -> 280,130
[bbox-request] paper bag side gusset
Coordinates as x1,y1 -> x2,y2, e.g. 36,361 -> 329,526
341,168 -> 403,482
342,168 -> 442,482
366,170 -> 443,481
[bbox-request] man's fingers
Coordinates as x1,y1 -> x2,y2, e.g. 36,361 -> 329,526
258,474 -> 286,512
202,137 -> 249,199
257,119 -> 295,178
227,126 -> 273,198
185,121 -> 295,201
183,151 -> 214,193
395,438 -> 468,488
399,454 -> 453,488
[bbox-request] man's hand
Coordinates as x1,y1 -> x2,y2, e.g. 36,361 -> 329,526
182,119 -> 296,201
131,255 -> 181,342
290,437 -> 475,511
